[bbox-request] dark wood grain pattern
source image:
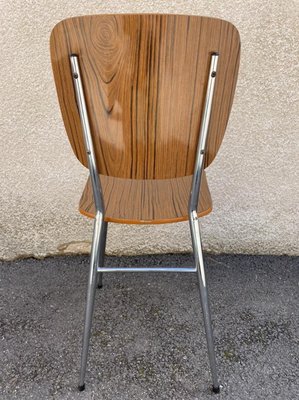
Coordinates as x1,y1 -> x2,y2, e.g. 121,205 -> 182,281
79,171 -> 212,224
50,14 -> 240,179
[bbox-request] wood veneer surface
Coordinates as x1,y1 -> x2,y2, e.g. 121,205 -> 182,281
79,171 -> 212,224
50,14 -> 240,180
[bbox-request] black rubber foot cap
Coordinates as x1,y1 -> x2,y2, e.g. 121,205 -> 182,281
78,384 -> 85,392
212,386 -> 220,394
97,284 -> 103,289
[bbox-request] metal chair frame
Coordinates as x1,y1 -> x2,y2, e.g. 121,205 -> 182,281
70,53 -> 220,393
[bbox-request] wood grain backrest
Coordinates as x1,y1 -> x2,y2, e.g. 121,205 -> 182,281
50,14 -> 240,179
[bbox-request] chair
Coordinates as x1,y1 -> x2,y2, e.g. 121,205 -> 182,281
50,14 -> 240,394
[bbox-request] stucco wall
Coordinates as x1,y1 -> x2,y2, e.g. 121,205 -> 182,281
1,0 -> 298,260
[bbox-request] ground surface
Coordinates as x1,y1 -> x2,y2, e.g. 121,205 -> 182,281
0,253 -> 298,400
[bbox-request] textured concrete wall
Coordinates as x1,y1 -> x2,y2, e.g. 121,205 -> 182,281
1,1 -> 298,260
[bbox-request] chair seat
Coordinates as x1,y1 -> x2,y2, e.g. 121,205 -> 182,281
79,171 -> 212,224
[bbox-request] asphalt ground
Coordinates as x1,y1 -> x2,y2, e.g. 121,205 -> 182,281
0,253 -> 298,400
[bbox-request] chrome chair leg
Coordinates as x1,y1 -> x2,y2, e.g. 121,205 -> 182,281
78,212 -> 105,391
97,271 -> 103,289
189,212 -> 220,393
97,221 -> 108,289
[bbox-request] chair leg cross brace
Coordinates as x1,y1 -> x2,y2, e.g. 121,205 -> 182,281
97,266 -> 197,273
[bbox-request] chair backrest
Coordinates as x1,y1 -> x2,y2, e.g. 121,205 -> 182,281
50,14 -> 240,179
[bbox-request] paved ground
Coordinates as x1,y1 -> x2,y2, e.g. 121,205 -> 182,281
0,253 -> 298,400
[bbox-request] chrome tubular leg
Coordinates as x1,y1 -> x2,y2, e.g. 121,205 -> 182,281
97,272 -> 103,289
97,221 -> 108,289
78,212 -> 105,391
190,211 -> 220,393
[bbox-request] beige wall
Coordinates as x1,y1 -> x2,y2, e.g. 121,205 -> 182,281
1,0 -> 298,260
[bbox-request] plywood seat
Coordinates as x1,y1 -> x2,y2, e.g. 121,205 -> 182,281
79,171 -> 212,224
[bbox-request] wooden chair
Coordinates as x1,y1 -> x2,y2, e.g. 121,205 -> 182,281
50,14 -> 240,394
